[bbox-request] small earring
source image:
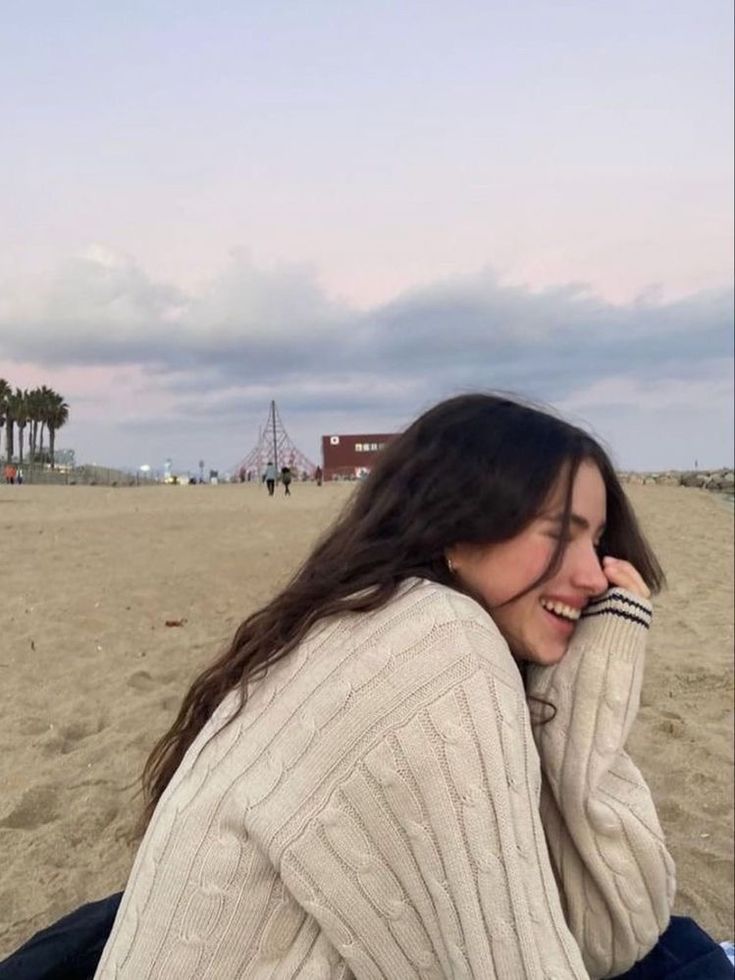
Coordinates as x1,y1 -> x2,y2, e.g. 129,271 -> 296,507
446,555 -> 456,574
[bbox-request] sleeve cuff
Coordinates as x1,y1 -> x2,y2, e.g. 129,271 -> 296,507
573,588 -> 652,661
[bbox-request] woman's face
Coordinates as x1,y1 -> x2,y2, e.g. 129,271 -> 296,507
448,460 -> 609,665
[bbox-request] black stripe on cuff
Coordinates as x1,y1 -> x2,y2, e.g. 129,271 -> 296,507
581,607 -> 651,629
585,591 -> 650,618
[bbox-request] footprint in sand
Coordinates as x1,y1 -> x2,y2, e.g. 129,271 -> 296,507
42,715 -> 109,756
60,720 -> 98,741
66,802 -> 121,846
18,717 -> 51,737
127,670 -> 182,710
656,709 -> 685,737
0,785 -> 60,830
678,666 -> 729,691
127,670 -> 156,692
657,798 -> 684,825
160,694 -> 182,712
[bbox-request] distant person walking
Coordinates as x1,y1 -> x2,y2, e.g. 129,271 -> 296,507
3,463 -> 16,485
314,465 -> 323,487
263,461 -> 277,497
280,466 -> 292,496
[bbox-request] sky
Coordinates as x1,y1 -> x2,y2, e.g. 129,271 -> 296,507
1,0 -> 732,475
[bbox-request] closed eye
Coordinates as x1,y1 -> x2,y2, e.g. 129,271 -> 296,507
546,531 -> 573,544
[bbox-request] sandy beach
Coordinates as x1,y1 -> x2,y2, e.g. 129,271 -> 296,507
0,481 -> 732,958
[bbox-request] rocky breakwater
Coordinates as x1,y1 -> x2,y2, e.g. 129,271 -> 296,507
619,468 -> 734,496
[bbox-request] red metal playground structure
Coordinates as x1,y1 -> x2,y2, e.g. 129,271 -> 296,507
233,401 -> 317,481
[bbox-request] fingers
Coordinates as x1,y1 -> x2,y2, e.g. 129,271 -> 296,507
601,556 -> 651,599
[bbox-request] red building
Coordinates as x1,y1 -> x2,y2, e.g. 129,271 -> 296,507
321,433 -> 395,480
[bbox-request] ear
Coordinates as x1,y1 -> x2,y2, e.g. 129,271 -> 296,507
445,544 -> 467,575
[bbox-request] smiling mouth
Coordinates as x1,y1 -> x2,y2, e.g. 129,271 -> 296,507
539,598 -> 581,622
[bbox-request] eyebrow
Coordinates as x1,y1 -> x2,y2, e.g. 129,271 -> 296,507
544,512 -> 607,535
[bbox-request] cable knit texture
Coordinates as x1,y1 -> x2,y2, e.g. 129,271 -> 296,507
94,580 -> 674,979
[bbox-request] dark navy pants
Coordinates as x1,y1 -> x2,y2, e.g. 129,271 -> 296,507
614,916 -> 733,978
0,902 -> 731,978
0,893 -> 122,980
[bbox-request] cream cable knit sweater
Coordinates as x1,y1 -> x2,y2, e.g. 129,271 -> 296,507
95,580 -> 675,979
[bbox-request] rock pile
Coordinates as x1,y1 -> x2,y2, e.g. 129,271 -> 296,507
619,468 -> 734,495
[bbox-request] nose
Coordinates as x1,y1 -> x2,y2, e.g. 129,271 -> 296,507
570,542 -> 609,596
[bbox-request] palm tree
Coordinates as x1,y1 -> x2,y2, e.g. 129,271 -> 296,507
0,378 -> 10,461
46,393 -> 69,469
42,385 -> 57,462
26,385 -> 55,464
4,389 -> 26,464
14,389 -> 30,465
0,383 -> 71,469
26,387 -> 43,463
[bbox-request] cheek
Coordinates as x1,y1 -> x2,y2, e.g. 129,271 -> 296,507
488,547 -> 556,624
459,537 -> 555,607
506,540 -> 556,596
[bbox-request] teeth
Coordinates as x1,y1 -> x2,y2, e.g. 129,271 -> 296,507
540,598 -> 581,622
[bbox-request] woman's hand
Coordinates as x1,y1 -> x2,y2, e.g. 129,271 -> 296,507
601,556 -> 651,599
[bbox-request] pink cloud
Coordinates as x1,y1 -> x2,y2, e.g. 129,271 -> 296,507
0,360 -> 176,420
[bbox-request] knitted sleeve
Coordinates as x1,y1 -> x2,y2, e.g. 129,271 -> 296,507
277,616 -> 590,979
525,588 -> 676,979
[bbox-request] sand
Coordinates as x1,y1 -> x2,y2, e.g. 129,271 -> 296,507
0,481 -> 732,957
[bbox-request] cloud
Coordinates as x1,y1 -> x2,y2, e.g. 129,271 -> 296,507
559,362 -> 734,413
0,248 -> 350,375
0,246 -> 731,470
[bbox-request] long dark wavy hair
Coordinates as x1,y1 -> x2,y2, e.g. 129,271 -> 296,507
139,392 -> 664,832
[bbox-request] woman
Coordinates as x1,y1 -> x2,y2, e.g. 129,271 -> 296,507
43,394 -> 725,977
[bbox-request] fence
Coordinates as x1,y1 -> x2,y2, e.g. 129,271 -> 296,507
11,464 -> 158,487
